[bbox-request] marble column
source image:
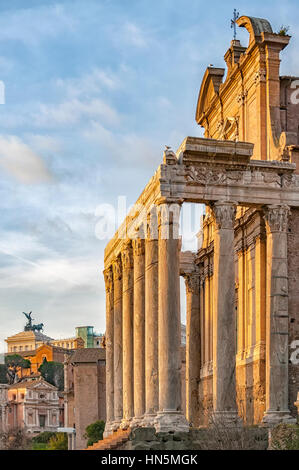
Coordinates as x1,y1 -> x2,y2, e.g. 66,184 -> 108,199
112,256 -> 123,429
211,201 -> 240,425
132,236 -> 146,425
103,266 -> 114,437
121,241 -> 134,428
262,204 -> 295,425
143,208 -> 159,426
184,270 -> 201,427
155,201 -> 189,432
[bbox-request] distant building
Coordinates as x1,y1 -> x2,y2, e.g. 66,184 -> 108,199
16,344 -> 73,377
50,337 -> 84,350
6,376 -> 60,434
64,348 -> 106,449
5,330 -> 54,354
75,326 -> 105,349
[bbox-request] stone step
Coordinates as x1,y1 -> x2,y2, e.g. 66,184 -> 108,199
86,428 -> 131,450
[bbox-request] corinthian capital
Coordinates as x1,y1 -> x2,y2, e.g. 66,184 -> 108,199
132,237 -> 145,257
264,204 -> 290,233
212,201 -> 236,230
121,241 -> 133,270
184,272 -> 200,294
112,256 -> 122,281
103,266 -> 113,293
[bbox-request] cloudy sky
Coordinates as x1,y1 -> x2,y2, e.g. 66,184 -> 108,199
0,0 -> 298,352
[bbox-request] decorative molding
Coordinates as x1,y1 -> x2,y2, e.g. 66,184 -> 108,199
254,69 -> 266,85
212,201 -> 236,230
264,204 -> 290,233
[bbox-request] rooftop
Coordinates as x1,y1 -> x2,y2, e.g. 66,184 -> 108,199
70,348 -> 105,363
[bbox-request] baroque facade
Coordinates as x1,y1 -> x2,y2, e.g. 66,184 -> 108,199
103,15 -> 299,435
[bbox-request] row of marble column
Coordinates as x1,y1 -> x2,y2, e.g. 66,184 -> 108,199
183,201 -> 294,426
104,200 -> 294,434
103,203 -> 188,435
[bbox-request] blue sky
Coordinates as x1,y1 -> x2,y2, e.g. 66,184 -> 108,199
0,0 -> 298,352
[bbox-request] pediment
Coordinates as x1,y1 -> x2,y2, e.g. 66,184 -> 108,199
195,67 -> 225,124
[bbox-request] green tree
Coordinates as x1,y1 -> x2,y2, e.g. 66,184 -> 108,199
0,364 -> 8,384
48,433 -> 68,450
5,354 -> 31,384
84,420 -> 105,446
38,361 -> 64,390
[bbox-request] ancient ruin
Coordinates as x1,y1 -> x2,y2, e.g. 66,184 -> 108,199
103,16 -> 299,437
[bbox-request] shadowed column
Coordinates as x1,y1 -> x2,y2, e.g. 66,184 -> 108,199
211,201 -> 240,425
132,235 -> 145,425
121,241 -> 134,428
112,256 -> 123,429
103,266 -> 114,437
263,204 -> 295,425
184,270 -> 201,427
155,201 -> 189,432
143,208 -> 159,426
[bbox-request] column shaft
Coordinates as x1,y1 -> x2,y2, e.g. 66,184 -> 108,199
212,201 -> 240,424
144,220 -> 159,422
112,256 -> 123,426
103,266 -> 114,436
133,238 -> 145,421
121,242 -> 134,425
263,204 -> 295,424
184,271 -> 201,427
155,202 -> 188,432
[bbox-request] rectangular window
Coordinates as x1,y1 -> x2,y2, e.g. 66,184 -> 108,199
39,415 -> 46,428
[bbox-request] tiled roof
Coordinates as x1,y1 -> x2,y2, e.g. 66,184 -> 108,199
70,348 -> 106,363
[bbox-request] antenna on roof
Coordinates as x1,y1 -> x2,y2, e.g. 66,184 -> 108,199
231,8 -> 240,40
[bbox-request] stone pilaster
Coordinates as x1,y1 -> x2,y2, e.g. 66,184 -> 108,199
132,235 -> 146,425
143,209 -> 159,426
112,256 -> 123,429
184,270 -> 201,427
262,204 -> 295,425
211,201 -> 241,425
103,266 -> 114,437
155,202 -> 189,432
121,241 -> 134,428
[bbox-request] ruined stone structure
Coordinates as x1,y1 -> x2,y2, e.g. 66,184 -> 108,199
64,348 -> 106,449
103,16 -> 299,436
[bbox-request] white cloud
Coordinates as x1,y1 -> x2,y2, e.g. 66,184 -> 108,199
0,4 -> 77,45
122,22 -> 148,48
0,135 -> 53,183
34,98 -> 120,128
55,68 -> 121,98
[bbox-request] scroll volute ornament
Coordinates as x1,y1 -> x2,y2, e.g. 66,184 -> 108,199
212,201 -> 237,230
264,204 -> 290,233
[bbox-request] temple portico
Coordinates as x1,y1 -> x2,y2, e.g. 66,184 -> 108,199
103,15 -> 299,436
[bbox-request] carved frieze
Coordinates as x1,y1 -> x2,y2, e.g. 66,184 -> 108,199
264,204 -> 290,233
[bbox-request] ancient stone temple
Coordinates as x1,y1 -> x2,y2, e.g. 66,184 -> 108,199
103,16 -> 299,437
